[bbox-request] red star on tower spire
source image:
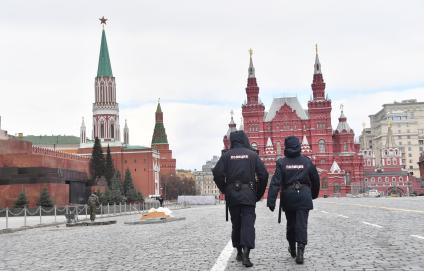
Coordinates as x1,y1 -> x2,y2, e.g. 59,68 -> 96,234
99,16 -> 108,27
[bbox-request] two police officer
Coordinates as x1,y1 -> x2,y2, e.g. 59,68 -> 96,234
213,131 -> 269,268
267,136 -> 320,264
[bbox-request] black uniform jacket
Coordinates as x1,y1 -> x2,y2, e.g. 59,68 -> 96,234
267,139 -> 320,212
213,131 -> 269,207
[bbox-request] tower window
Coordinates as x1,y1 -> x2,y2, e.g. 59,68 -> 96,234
100,121 -> 105,138
111,123 -> 115,139
318,139 -> 326,153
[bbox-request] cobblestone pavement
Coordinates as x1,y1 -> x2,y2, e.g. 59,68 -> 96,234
0,198 -> 423,270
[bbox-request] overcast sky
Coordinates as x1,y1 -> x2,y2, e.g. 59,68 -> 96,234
1,1 -> 424,170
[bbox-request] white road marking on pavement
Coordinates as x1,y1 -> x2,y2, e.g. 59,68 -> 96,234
337,214 -> 349,218
325,202 -> 424,214
320,211 -> 329,214
411,235 -> 424,240
210,240 -> 234,271
362,221 -> 383,228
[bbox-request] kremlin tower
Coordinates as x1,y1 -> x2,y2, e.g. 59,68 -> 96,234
151,100 -> 176,176
78,18 -> 163,197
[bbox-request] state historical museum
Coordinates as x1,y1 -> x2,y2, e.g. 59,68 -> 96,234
224,49 -> 364,197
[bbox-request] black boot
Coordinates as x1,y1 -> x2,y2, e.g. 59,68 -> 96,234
296,243 -> 305,264
288,242 -> 296,258
236,247 -> 242,262
242,247 -> 253,267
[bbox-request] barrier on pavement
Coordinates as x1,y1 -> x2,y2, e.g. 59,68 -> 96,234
0,201 -> 190,230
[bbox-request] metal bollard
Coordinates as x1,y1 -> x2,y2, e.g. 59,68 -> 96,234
107,203 -> 110,216
54,205 -> 57,223
125,202 -> 127,213
113,203 -> 116,216
85,205 -> 88,219
24,206 -> 27,227
119,202 -> 122,214
39,206 -> 42,225
100,205 -> 103,218
6,207 -> 8,229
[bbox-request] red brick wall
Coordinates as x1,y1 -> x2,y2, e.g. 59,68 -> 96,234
78,146 -> 158,197
0,138 -> 90,207
0,183 -> 69,208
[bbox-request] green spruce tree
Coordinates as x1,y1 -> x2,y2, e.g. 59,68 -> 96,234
104,145 -> 115,186
110,171 -> 123,204
37,188 -> 54,207
89,137 -> 105,185
123,169 -> 142,202
14,191 -> 29,208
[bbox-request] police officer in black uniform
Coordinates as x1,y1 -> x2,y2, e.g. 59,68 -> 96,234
267,136 -> 320,264
213,130 -> 269,268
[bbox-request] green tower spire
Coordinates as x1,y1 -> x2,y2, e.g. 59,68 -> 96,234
151,100 -> 168,145
97,29 -> 113,77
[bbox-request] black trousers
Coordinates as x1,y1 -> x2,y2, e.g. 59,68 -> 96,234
285,209 -> 309,245
229,205 -> 256,249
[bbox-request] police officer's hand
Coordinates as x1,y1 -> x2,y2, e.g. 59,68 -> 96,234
268,206 -> 275,212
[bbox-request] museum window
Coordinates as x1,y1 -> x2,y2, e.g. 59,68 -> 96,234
321,178 -> 328,189
318,139 -> 326,153
393,159 -> 397,165
419,140 -> 424,145
387,159 -> 391,165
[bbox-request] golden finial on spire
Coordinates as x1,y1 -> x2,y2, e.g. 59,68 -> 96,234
315,44 -> 318,55
158,98 -> 160,103
230,110 -> 234,117
340,104 -> 344,112
248,48 -> 253,57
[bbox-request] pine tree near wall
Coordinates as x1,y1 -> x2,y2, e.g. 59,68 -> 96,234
109,171 -> 123,204
89,137 -> 105,185
14,191 -> 29,208
104,145 -> 115,187
123,169 -> 142,202
37,188 -> 54,207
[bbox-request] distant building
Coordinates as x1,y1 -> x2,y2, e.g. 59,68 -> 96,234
176,169 -> 194,180
361,122 -> 423,196
417,153 -> 424,195
22,135 -> 80,152
363,99 -> 424,177
194,156 -> 220,196
0,116 -> 8,140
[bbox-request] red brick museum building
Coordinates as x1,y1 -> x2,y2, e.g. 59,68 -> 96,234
224,49 -> 363,197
